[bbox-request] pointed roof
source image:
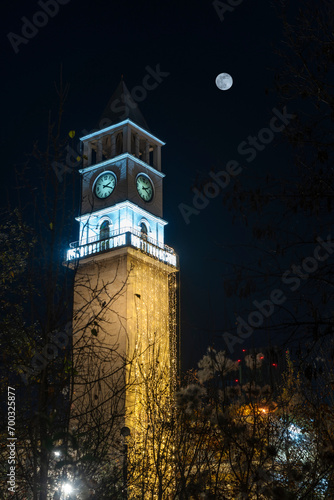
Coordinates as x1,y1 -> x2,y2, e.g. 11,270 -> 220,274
99,79 -> 150,131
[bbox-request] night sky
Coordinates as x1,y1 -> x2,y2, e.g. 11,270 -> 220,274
2,0 -> 293,370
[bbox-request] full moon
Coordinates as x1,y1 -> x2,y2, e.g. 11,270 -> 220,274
215,73 -> 233,91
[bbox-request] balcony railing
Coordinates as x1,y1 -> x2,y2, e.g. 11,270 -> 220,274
66,227 -> 178,268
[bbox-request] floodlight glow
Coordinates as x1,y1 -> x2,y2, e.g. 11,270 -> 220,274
54,451 -> 60,457
62,482 -> 73,494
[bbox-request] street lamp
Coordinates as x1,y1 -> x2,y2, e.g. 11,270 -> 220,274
61,482 -> 74,499
120,427 -> 131,499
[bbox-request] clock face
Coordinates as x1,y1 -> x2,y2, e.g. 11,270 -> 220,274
136,174 -> 154,202
94,172 -> 116,199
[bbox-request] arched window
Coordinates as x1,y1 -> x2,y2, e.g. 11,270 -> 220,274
100,220 -> 110,251
140,222 -> 148,239
100,220 -> 110,240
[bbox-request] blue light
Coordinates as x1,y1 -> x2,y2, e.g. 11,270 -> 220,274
78,152 -> 165,178
80,119 -> 165,146
76,201 -> 168,226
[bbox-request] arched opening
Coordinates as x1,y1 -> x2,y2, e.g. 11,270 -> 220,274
100,220 -> 110,239
140,222 -> 148,239
100,220 -> 110,251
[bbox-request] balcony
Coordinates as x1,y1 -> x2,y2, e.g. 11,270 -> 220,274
66,227 -> 178,268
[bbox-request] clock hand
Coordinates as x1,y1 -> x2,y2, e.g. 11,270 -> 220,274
103,183 -> 111,188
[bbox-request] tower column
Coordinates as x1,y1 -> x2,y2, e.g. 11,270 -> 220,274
153,145 -> 161,170
135,134 -> 140,158
145,141 -> 150,164
123,126 -> 131,153
111,134 -> 116,157
97,139 -> 103,163
83,142 -> 92,167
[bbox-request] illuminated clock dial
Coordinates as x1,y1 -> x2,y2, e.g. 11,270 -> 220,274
94,172 -> 116,199
136,174 -> 154,202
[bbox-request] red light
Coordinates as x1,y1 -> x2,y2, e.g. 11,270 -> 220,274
272,363 -> 277,367
260,356 -> 264,359
235,379 -> 239,383
242,349 -> 246,352
238,359 -> 241,363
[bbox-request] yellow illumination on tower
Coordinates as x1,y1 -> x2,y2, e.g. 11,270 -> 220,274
69,92 -> 179,498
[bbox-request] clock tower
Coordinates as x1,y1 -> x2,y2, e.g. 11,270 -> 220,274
67,80 -> 179,470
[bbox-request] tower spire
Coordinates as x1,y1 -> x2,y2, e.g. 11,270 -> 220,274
99,79 -> 150,131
